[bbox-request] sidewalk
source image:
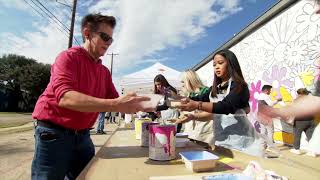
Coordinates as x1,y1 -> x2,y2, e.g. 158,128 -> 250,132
0,122 -> 119,180
0,122 -> 34,135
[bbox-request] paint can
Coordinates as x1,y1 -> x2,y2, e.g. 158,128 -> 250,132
140,122 -> 159,147
135,118 -> 152,139
149,125 -> 176,161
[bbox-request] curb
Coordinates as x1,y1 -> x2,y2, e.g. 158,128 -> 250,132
0,122 -> 34,135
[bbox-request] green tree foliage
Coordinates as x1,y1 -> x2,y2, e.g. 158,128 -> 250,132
0,54 -> 51,111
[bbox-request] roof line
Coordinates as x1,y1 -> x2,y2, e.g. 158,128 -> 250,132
192,0 -> 299,71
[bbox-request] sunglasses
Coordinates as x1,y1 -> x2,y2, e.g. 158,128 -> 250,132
96,32 -> 113,44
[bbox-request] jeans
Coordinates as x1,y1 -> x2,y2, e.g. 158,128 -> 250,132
31,125 -> 95,180
260,123 -> 274,148
97,112 -> 106,131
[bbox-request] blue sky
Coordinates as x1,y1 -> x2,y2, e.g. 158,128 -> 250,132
0,0 -> 278,88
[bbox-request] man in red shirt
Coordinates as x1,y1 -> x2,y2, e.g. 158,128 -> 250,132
31,14 -> 152,180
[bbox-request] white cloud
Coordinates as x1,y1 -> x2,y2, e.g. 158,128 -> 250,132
80,0 -> 94,7
89,0 -> 243,71
0,0 -> 243,83
216,0 -> 243,13
0,0 -> 73,64
0,23 -> 68,64
0,0 -> 29,11
134,57 -> 169,65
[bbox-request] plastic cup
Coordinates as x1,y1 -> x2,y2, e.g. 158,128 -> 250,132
168,100 -> 182,107
137,94 -> 163,109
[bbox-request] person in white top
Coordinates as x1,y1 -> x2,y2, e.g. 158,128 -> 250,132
258,85 -> 282,106
258,85 -> 282,151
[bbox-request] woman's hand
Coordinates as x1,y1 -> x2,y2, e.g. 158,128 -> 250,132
168,114 -> 195,124
176,98 -> 199,112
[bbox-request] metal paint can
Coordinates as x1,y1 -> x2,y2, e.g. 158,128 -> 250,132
135,118 -> 152,139
140,122 -> 159,147
149,125 -> 176,161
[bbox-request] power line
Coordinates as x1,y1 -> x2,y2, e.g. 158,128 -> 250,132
73,36 -> 81,46
38,0 -> 81,46
22,0 -> 70,39
29,0 -> 70,34
43,0 -> 71,19
54,0 -> 72,9
34,0 -> 70,32
62,0 -> 70,6
27,0 -> 81,46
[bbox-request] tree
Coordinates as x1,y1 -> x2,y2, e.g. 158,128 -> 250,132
0,54 -> 51,111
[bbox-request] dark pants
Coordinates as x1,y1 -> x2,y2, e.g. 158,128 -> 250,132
109,116 -> 116,123
293,121 -> 315,149
177,123 -> 182,133
32,125 -> 95,180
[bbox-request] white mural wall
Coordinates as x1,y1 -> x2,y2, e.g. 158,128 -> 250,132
197,0 -> 320,111
196,0 -> 320,151
231,0 -> 320,111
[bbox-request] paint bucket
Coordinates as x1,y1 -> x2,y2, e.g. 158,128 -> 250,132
135,118 -> 152,139
149,125 -> 176,161
140,122 -> 159,147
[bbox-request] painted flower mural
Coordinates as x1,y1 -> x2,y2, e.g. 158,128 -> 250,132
296,2 -> 320,40
313,57 -> 320,81
284,40 -> 308,66
263,65 -> 294,98
309,34 -> 320,61
291,64 -> 316,88
260,8 -> 305,66
249,80 -> 262,112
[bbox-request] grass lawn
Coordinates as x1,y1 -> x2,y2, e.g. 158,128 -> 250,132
0,112 -> 19,114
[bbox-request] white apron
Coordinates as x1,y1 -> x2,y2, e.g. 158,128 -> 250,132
158,98 -> 180,124
185,116 -> 215,145
211,79 -> 264,157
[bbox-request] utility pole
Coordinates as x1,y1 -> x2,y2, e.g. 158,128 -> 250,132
68,0 -> 77,48
107,53 -> 119,76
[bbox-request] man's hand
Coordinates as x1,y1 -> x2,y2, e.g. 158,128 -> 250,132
257,103 -> 283,123
115,92 -> 154,113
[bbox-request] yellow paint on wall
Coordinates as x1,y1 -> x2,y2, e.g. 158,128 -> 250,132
270,91 -> 277,101
279,87 -> 293,103
300,70 -> 315,87
271,87 -> 293,108
273,131 -> 294,145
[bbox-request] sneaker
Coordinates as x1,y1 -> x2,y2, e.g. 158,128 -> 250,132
290,149 -> 302,155
96,131 -> 106,135
306,151 -> 318,157
265,147 -> 280,158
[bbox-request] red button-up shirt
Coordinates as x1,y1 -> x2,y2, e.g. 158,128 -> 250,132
32,47 -> 119,130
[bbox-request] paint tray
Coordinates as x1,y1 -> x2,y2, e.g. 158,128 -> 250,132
176,138 -> 189,147
202,174 -> 253,180
179,151 -> 219,172
176,132 -> 188,138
